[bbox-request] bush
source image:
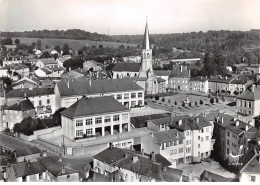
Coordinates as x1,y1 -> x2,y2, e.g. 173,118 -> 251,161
162,98 -> 165,102
216,98 -> 219,103
155,95 -> 159,100
189,102 -> 192,106
227,91 -> 231,95
221,90 -> 226,94
200,100 -> 203,105
182,102 -> 185,107
175,101 -> 177,105
210,97 -> 214,104
195,101 -> 198,106
234,91 -> 239,95
168,99 -> 171,103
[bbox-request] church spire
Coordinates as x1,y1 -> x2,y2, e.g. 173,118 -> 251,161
142,17 -> 150,50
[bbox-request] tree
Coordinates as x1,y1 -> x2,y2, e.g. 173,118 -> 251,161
1,37 -> 13,45
200,100 -> 203,105
89,67 -> 94,72
216,98 -> 219,103
54,45 -> 61,53
234,91 -> 239,95
182,102 -> 185,107
40,51 -> 51,59
189,102 -> 192,106
150,95 -> 153,99
210,97 -> 214,104
162,98 -> 165,102
195,101 -> 198,106
62,43 -> 70,55
14,39 -> 20,45
168,99 -> 171,104
175,101 -> 177,106
36,39 -> 42,50
155,95 -> 159,100
53,107 -> 67,126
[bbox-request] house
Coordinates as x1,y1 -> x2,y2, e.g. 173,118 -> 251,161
4,45 -> 17,51
239,145 -> 260,182
56,55 -> 71,67
6,161 -> 46,182
188,77 -> 209,94
2,57 -> 22,67
35,59 -> 58,68
83,60 -> 102,71
55,78 -> 144,110
6,63 -> 30,77
60,96 -> 130,140
5,88 -> 55,117
228,75 -> 253,95
14,146 -> 42,163
1,99 -> 36,131
93,146 -> 183,182
47,66 -> 65,77
141,129 -> 185,168
35,68 -> 53,77
38,156 -> 80,182
200,170 -> 238,182
153,70 -> 171,87
12,77 -> 41,89
0,68 -> 8,77
60,69 -> 88,81
236,84 -> 260,117
247,64 -> 260,74
40,79 -> 55,88
240,127 -> 259,154
112,62 -> 140,79
208,75 -> 233,94
168,65 -> 190,91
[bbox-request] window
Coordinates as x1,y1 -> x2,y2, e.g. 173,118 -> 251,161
227,148 -> 229,154
198,136 -> 200,140
186,140 -> 189,145
95,117 -> 102,124
131,101 -> 136,107
227,131 -> 230,137
113,115 -> 120,121
162,124 -> 165,128
138,92 -> 143,98
138,100 -> 143,106
250,176 -> 256,182
201,137 -> 204,142
131,93 -> 136,98
39,173 -> 42,180
67,175 -> 70,179
166,142 -> 170,147
86,118 -> 92,125
47,99 -> 50,104
198,144 -> 200,148
170,150 -> 173,155
86,129 -> 93,136
249,111 -> 251,115
240,100 -> 242,107
76,130 -> 83,137
22,176 -> 27,182
174,141 -> 177,146
244,101 -> 247,108
206,128 -> 209,132
206,136 -> 209,141
104,116 -> 111,123
186,131 -> 190,136
117,94 -> 122,100
179,148 -> 183,153
76,120 -> 83,127
39,100 -> 42,106
249,102 -> 252,108
179,140 -> 183,144
124,93 -> 129,99
122,113 -> 128,121
174,149 -> 177,154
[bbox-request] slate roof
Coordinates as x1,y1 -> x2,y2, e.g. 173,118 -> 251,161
169,116 -> 212,131
4,99 -> 35,111
208,75 -> 233,83
161,167 -> 183,182
200,170 -> 238,182
151,129 -> 185,144
12,161 -> 46,178
38,58 -> 57,65
61,96 -> 129,118
243,127 -> 258,140
56,78 -> 143,97
225,119 -> 250,135
15,146 -> 41,157
151,115 -> 189,125
40,68 -> 52,74
6,63 -> 29,70
157,77 -> 166,82
154,70 -> 170,76
94,147 -> 182,181
189,76 -> 208,82
12,77 -> 41,87
6,88 -> 54,98
229,76 -> 252,85
38,156 -> 79,177
112,62 -> 141,72
237,85 -> 260,100
239,147 -> 260,173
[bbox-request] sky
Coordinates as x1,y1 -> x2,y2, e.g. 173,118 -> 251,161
0,0 -> 260,35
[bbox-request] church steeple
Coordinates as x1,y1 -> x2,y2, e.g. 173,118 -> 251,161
142,18 -> 150,50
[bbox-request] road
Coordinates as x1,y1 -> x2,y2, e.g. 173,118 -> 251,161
0,133 -> 32,150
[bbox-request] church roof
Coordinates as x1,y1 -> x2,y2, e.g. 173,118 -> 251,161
142,20 -> 150,50
112,62 -> 141,72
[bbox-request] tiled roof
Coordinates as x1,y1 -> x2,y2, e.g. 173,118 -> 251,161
72,68 -> 88,75
151,115 -> 189,125
154,70 -> 170,76
151,129 -> 185,144
6,88 -> 54,98
237,85 -> 260,100
38,58 -> 57,65
112,62 -> 141,72
61,96 -> 129,118
206,112 -> 234,126
229,76 -> 252,85
12,77 -> 41,87
157,77 -> 166,82
4,99 -> 35,111
200,170 -> 238,182
38,156 -> 79,177
40,68 -> 52,74
189,76 -> 208,82
161,167 -> 183,182
243,127 -> 258,140
12,161 -> 46,178
169,116 -> 212,131
6,63 -> 29,70
57,78 -> 143,97
15,146 -> 41,157
208,75 -> 233,83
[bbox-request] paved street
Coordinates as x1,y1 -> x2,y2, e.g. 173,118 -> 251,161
0,133 -> 32,150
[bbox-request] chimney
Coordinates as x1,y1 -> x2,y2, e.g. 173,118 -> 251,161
42,150 -> 47,157
24,92 -> 27,98
150,152 -> 156,161
245,125 -> 249,131
59,155 -> 62,162
252,84 -> 255,92
89,79 -> 91,87
61,165 -> 65,174
221,117 -> 224,124
109,142 -> 113,149
216,115 -> 220,123
178,119 -> 182,126
180,65 -> 183,72
132,155 -> 138,163
67,81 -> 70,88
141,149 -> 144,156
196,117 -> 200,124
236,120 -> 239,127
27,160 -> 31,168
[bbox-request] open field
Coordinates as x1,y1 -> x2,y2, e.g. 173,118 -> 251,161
10,37 -> 138,50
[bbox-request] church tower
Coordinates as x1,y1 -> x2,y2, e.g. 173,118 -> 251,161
139,19 -> 153,78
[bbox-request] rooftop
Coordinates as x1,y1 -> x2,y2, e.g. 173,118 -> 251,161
61,96 -> 129,118
11,161 -> 46,178
15,146 -> 42,158
237,85 -> 260,100
6,88 -> 54,98
225,119 -> 250,135
4,99 -> 35,111
112,62 -> 141,72
151,129 -> 185,144
57,78 -> 143,97
38,58 -> 57,65
153,70 -> 170,77
239,146 -> 260,174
